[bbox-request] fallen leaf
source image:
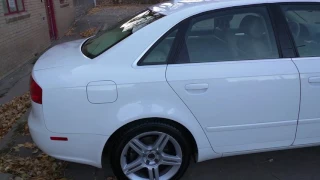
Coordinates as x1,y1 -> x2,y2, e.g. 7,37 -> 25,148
5,165 -> 11,171
65,27 -> 75,36
0,153 -> 68,179
23,142 -> 35,149
80,27 -> 97,37
13,146 -> 20,152
87,6 -> 103,15
32,149 -> 39,154
0,92 -> 31,139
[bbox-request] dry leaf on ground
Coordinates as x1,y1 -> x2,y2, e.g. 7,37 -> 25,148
23,142 -> 36,149
32,149 -> 39,154
22,122 -> 30,136
87,6 -> 103,15
12,142 -> 37,153
0,92 -> 31,139
80,27 -> 97,37
0,152 -> 67,179
65,27 -> 75,36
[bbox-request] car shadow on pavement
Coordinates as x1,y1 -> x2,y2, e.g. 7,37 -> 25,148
183,146 -> 320,180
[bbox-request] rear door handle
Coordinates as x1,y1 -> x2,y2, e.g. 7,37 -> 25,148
309,77 -> 320,83
185,84 -> 209,94
185,83 -> 209,90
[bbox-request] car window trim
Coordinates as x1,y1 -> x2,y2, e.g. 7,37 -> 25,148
167,20 -> 190,64
266,4 -> 284,58
276,2 -> 320,58
269,3 -> 299,58
170,4 -> 283,65
139,3 -> 297,66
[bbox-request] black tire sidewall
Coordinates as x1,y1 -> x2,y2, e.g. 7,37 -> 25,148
110,122 -> 191,180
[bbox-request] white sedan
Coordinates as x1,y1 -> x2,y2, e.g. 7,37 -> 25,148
29,0 -> 320,179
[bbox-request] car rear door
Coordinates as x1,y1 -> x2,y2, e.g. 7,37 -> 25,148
279,3 -> 320,145
166,5 -> 300,153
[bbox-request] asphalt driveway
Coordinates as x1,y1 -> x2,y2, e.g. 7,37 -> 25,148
65,145 -> 320,180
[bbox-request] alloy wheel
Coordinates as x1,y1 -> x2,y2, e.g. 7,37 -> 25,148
120,131 -> 183,180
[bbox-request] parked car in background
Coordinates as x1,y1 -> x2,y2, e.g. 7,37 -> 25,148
29,0 -> 320,179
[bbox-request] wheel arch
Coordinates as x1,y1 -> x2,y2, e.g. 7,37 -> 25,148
101,117 -> 199,166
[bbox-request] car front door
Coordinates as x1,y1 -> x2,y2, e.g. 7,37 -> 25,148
166,5 -> 301,153
280,3 -> 320,145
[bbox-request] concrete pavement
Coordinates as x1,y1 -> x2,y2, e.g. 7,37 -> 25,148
0,62 -> 33,105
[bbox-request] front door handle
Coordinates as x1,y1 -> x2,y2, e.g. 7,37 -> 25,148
309,77 -> 320,83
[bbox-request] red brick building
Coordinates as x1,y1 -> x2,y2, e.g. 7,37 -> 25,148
0,0 -> 94,79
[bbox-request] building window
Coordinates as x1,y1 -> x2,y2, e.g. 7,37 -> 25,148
60,0 -> 68,4
2,0 -> 25,15
59,0 -> 69,8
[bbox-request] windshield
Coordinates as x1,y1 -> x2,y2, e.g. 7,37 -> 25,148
82,9 -> 164,58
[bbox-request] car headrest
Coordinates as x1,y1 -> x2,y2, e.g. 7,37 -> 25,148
239,15 -> 265,38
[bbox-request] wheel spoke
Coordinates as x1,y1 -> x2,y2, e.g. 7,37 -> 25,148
154,133 -> 170,152
148,167 -> 160,180
148,168 -> 154,180
129,138 -> 148,155
154,167 -> 160,180
161,153 -> 182,166
123,158 -> 144,175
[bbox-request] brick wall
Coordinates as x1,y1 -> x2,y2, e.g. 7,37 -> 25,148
53,0 -> 75,38
0,0 -> 51,79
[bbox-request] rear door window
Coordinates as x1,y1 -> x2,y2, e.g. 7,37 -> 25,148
176,6 -> 279,64
139,29 -> 178,65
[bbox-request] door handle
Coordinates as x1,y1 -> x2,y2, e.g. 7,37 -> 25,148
185,83 -> 209,93
309,77 -> 320,83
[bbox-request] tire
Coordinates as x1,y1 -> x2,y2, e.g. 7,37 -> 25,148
109,120 -> 191,180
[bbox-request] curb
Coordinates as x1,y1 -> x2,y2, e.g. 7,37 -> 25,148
0,110 -> 30,151
0,173 -> 13,180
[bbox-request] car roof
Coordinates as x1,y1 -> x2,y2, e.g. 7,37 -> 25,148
151,0 -> 320,15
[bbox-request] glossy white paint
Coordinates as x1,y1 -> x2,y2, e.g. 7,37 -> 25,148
33,39 -> 90,71
292,57 -> 320,145
28,102 -> 108,167
28,0 -> 320,171
150,0 -> 320,16
87,81 -> 118,104
33,66 -> 218,164
223,141 -> 320,158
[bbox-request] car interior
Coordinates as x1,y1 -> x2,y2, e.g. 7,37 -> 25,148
143,11 -> 282,65
285,9 -> 320,57
184,12 -> 280,63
